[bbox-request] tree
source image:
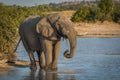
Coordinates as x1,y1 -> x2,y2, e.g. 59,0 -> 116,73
98,0 -> 114,22
71,6 -> 96,22
112,4 -> 120,23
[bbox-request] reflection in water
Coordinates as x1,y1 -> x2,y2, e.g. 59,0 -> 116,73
24,70 -> 59,80
38,70 -> 45,80
45,71 -> 58,80
22,69 -> 77,80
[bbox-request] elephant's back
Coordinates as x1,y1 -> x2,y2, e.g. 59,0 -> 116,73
19,16 -> 42,51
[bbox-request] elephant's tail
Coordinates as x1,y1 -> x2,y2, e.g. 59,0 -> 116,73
13,37 -> 22,53
7,38 -> 22,63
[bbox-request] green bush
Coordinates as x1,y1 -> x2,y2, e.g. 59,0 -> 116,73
98,0 -> 114,22
71,0 -> 118,23
71,7 -> 96,22
112,6 -> 120,23
0,5 -> 19,57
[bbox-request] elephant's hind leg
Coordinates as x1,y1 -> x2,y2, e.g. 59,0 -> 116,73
37,51 -> 45,69
28,51 -> 37,71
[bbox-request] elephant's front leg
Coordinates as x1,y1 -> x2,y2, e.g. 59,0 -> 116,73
28,51 -> 37,71
43,39 -> 53,70
52,40 -> 60,70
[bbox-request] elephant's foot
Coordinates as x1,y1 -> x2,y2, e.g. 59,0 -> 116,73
44,64 -> 58,71
40,64 -> 46,70
45,64 -> 52,71
52,67 -> 57,71
51,63 -> 58,71
40,66 -> 46,70
30,64 -> 37,71
30,66 -> 37,71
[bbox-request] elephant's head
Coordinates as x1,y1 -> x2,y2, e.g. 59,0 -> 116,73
47,13 -> 77,59
36,17 -> 58,41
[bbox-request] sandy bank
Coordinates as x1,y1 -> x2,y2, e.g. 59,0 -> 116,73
74,21 -> 120,37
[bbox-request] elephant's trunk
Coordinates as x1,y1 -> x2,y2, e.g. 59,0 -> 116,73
63,33 -> 76,59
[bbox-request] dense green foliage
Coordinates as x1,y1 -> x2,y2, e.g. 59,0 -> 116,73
112,5 -> 120,23
0,4 -> 19,55
71,7 -> 96,22
71,0 -> 120,22
98,0 -> 114,22
0,3 -> 53,59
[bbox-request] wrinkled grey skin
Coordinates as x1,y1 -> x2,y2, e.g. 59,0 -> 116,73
19,13 -> 77,71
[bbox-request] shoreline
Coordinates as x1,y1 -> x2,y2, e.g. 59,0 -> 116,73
0,59 -> 30,69
78,34 -> 120,38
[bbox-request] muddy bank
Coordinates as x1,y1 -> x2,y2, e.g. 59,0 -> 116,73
0,59 -> 31,69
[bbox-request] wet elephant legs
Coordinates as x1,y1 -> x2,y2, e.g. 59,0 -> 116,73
42,39 -> 53,70
37,51 -> 45,69
42,40 -> 60,70
52,40 -> 60,70
28,50 -> 46,70
41,39 -> 61,70
28,39 -> 60,71
28,51 -> 37,70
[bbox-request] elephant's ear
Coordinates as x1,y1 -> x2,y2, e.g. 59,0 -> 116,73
36,18 -> 57,40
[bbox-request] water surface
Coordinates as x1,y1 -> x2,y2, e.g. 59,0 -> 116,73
0,38 -> 120,80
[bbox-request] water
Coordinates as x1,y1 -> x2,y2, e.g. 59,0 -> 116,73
1,38 -> 120,80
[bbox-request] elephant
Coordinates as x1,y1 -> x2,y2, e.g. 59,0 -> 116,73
18,13 -> 77,71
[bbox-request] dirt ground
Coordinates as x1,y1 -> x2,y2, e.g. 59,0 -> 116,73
74,21 -> 120,37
